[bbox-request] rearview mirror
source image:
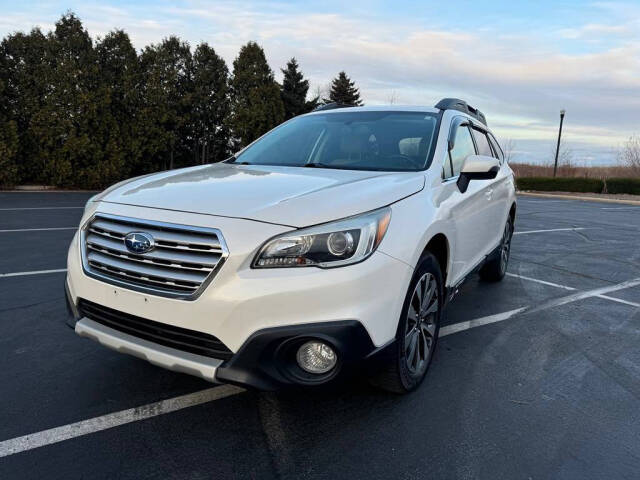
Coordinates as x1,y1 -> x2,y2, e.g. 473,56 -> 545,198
457,155 -> 500,193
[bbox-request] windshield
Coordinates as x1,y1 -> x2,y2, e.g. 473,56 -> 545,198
234,111 -> 439,171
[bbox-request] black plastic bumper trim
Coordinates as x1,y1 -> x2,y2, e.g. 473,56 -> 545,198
65,279 -> 80,329
216,320 -> 390,390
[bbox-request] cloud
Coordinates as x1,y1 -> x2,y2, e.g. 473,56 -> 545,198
1,0 -> 638,164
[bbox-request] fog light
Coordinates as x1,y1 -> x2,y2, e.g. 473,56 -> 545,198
296,341 -> 337,374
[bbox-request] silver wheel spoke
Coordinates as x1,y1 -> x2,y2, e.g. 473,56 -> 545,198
405,271 -> 440,374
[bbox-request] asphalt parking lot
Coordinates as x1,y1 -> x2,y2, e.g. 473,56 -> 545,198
1,192 -> 639,479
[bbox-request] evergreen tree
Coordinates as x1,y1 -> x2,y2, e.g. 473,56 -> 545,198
29,12 -> 99,187
231,41 -> 284,147
0,79 -> 19,186
328,71 -> 363,106
139,36 -> 193,171
94,30 -> 141,185
280,58 -> 318,119
0,28 -> 52,183
191,43 -> 231,163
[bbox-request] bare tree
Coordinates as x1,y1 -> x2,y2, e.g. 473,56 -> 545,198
502,138 -> 516,163
619,135 -> 640,172
550,140 -> 573,167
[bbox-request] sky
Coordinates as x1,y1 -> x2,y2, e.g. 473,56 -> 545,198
1,0 -> 639,165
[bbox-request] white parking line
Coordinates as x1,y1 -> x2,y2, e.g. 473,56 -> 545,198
527,278 -> 640,313
505,272 -> 576,291
442,276 -> 640,337
514,227 -> 586,235
0,269 -> 67,278
0,273 -> 637,458
0,227 -> 76,233
440,307 -> 527,337
507,272 -> 639,308
0,385 -> 244,458
0,207 -> 83,211
596,295 -> 640,308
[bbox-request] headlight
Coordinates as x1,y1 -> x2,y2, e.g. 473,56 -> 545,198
253,207 -> 391,268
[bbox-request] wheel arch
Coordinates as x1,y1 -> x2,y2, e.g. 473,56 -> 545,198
509,202 -> 517,223
420,233 -> 449,286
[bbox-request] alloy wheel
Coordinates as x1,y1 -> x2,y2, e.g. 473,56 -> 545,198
405,273 -> 438,376
500,220 -> 512,273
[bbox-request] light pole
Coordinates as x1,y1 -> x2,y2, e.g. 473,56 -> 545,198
553,109 -> 566,178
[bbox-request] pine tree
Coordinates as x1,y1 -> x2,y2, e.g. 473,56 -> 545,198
280,58 -> 318,119
0,27 -> 52,183
0,79 -> 19,186
139,36 -> 193,171
231,41 -> 284,147
191,43 -> 231,163
29,12 -> 99,187
94,30 -> 140,185
328,71 -> 363,106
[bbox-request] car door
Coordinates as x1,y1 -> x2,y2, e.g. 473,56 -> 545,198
471,127 -> 508,250
438,117 -> 495,285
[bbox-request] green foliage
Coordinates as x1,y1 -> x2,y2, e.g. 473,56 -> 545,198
516,177 -> 604,193
191,43 -> 231,163
0,13 -> 371,188
280,58 -> 318,119
328,71 -> 363,106
231,42 -> 284,147
605,178 -> 640,195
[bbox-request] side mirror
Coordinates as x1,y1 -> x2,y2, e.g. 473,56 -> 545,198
457,155 -> 500,193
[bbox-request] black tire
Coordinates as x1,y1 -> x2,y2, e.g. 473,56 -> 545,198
370,253 -> 443,394
479,216 -> 513,282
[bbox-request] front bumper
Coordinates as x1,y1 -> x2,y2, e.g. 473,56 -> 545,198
66,203 -> 412,389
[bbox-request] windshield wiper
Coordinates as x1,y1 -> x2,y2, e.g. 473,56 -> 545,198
303,162 -> 333,168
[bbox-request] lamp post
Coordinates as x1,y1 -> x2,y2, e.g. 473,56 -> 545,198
553,109 -> 566,178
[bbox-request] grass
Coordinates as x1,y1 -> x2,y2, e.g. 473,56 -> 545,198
510,163 -> 640,179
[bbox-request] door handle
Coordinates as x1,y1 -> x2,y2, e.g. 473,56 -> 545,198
485,188 -> 493,200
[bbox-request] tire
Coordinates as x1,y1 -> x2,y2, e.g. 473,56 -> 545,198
479,216 -> 513,282
371,253 -> 443,394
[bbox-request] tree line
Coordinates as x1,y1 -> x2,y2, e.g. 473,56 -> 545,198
0,13 -> 363,188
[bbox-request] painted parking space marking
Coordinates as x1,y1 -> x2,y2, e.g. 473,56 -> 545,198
0,385 -> 244,458
0,268 -> 67,278
505,272 -> 576,291
0,227 -> 76,233
514,227 -> 586,235
440,307 -> 527,337
1,275 -> 638,459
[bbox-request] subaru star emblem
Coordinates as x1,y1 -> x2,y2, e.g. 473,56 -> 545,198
124,232 -> 154,254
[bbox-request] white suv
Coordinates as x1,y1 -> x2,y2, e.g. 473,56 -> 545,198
65,98 -> 516,393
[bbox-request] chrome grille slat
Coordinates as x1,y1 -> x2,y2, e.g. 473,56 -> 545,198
86,233 -> 220,270
91,219 -> 222,250
87,244 -> 214,273
88,261 -> 199,292
81,214 -> 228,299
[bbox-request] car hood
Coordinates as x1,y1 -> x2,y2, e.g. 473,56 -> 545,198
100,163 -> 425,227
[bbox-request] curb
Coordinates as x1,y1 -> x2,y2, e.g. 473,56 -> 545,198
518,192 -> 640,206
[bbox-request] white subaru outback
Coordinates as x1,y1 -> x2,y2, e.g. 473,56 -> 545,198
65,98 -> 516,393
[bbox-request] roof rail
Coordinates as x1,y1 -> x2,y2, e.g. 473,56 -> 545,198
313,102 -> 355,112
435,98 -> 487,126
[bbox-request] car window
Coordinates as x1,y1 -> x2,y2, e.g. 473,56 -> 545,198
472,128 -> 494,158
236,112 -> 439,171
487,133 -> 504,162
450,125 -> 476,176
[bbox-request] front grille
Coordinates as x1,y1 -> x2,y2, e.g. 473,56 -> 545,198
81,213 -> 228,299
78,299 -> 233,360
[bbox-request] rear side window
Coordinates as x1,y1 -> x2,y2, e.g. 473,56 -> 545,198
487,133 -> 504,162
472,129 -> 494,158
450,126 -> 476,176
